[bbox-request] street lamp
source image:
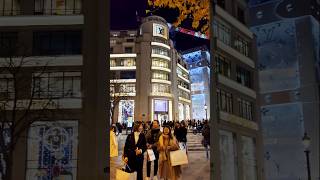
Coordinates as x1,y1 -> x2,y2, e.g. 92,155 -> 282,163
302,132 -> 311,180
204,104 -> 208,120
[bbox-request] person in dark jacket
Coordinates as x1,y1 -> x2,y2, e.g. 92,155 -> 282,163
145,120 -> 162,180
174,122 -> 187,150
123,121 -> 147,180
202,120 -> 210,159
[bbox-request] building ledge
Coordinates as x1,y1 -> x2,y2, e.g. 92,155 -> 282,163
178,97 -> 192,104
112,93 -> 136,97
217,40 -> 255,68
151,54 -> 171,61
110,53 -> 137,58
177,63 -> 189,74
151,79 -> 172,85
0,98 -> 82,110
110,66 -> 136,71
218,74 -> 256,99
110,79 -> 136,83
216,5 -> 254,39
0,15 -> 83,26
151,66 -> 171,73
177,74 -> 190,83
219,111 -> 258,130
178,85 -> 191,93
151,42 -> 171,49
0,55 -> 82,67
150,92 -> 173,98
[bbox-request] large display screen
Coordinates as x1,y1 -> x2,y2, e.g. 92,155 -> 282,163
154,99 -> 168,112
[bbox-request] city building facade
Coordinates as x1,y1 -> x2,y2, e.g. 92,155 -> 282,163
110,16 -> 192,125
210,0 -> 265,179
182,46 -> 211,120
0,0 -> 108,179
249,0 -> 320,179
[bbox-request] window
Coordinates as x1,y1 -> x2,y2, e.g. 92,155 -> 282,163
34,0 -> 82,15
110,59 -> 116,67
33,31 -> 82,55
152,71 -> 169,80
119,83 -> 136,93
126,38 -> 134,42
152,47 -> 169,56
217,0 -> 225,9
217,89 -> 233,113
0,0 -> 20,15
120,58 -> 135,66
220,130 -> 238,180
234,34 -> 249,57
178,90 -> 190,99
237,7 -> 245,24
110,47 -> 113,53
213,21 -> 231,46
178,80 -> 189,89
236,66 -> 251,88
241,136 -> 257,180
177,67 -> 188,79
152,83 -> 170,93
33,72 -> 81,98
110,39 -> 116,44
0,75 -> 14,99
152,58 -> 169,68
216,54 -> 231,77
0,32 -> 17,57
124,47 -> 133,53
120,71 -> 135,79
238,98 -> 253,121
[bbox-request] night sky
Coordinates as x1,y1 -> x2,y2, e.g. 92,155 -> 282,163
110,0 -> 209,52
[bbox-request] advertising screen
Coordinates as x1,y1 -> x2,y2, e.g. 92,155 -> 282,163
154,99 -> 168,112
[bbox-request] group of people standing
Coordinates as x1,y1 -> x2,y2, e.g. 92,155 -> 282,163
111,120 -> 189,180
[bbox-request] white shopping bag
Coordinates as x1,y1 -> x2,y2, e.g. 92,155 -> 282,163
147,149 -> 156,161
115,168 -> 137,180
170,149 -> 188,166
179,142 -> 186,150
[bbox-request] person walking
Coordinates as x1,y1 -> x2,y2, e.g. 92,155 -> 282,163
202,120 -> 210,160
145,120 -> 162,180
110,125 -> 118,179
157,126 -> 182,180
174,122 -> 187,151
123,122 -> 147,180
110,125 -> 118,157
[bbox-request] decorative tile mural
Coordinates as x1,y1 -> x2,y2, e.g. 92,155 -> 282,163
26,121 -> 78,180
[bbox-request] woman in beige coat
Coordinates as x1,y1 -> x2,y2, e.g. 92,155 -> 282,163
157,125 -> 182,180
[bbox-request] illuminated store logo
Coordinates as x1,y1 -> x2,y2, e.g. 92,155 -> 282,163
153,23 -> 168,39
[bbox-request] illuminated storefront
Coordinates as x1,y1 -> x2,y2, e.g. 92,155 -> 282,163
118,100 -> 134,124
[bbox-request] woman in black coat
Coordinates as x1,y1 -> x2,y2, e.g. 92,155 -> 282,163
123,121 -> 147,180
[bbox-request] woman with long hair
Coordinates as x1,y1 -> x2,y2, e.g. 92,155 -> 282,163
157,125 -> 182,180
123,121 -> 147,180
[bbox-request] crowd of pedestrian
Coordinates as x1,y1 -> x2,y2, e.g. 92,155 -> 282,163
110,119 -> 210,180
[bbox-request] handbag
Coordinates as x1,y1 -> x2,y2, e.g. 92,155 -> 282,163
170,149 -> 188,166
115,165 -> 137,180
147,149 -> 156,161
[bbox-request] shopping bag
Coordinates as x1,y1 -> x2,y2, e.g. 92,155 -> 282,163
170,149 -> 188,166
179,142 -> 186,150
115,168 -> 137,180
147,149 -> 156,161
